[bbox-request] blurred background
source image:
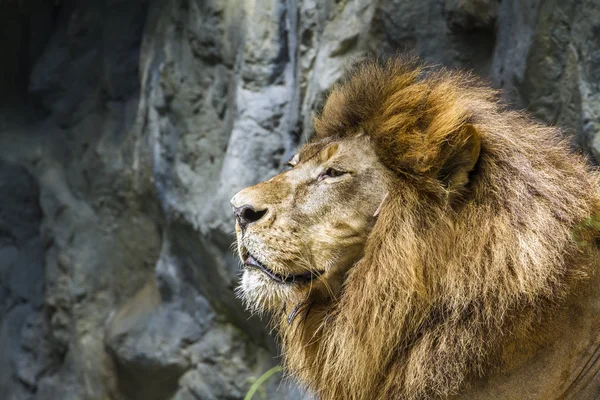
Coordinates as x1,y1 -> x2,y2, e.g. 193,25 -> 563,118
0,0 -> 599,399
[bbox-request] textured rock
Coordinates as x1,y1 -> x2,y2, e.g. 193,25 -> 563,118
0,161 -> 52,400
0,0 -> 599,399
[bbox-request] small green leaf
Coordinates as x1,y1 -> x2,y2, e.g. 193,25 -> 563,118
244,365 -> 283,400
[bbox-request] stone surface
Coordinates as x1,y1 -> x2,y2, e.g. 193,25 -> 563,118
0,0 -> 598,399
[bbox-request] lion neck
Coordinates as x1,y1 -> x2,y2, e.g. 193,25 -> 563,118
275,155 -> 600,400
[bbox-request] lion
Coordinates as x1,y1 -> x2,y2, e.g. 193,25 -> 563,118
231,56 -> 600,400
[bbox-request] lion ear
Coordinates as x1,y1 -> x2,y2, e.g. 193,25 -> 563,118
438,124 -> 481,191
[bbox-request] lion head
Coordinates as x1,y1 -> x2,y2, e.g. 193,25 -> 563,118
231,134 -> 394,314
231,57 -> 600,400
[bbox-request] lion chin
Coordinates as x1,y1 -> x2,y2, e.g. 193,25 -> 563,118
236,257 -> 298,316
237,268 -> 290,314
235,243 -> 332,318
231,55 -> 600,400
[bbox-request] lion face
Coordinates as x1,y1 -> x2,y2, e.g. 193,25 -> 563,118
231,135 -> 393,312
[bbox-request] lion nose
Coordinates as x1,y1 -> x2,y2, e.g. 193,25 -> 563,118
232,205 -> 268,230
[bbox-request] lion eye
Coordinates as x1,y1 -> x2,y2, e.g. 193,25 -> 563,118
318,167 -> 347,181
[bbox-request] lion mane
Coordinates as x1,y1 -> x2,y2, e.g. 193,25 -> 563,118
276,57 -> 600,399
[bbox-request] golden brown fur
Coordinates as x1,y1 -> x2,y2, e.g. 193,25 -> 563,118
232,56 -> 600,400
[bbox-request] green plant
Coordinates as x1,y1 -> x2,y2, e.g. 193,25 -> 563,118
244,365 -> 283,400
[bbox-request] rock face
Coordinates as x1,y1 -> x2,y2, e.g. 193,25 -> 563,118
0,0 -> 598,399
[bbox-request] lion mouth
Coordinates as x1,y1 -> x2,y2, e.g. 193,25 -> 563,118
241,249 -> 321,284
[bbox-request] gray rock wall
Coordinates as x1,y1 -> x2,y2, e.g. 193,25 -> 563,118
0,0 -> 598,399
